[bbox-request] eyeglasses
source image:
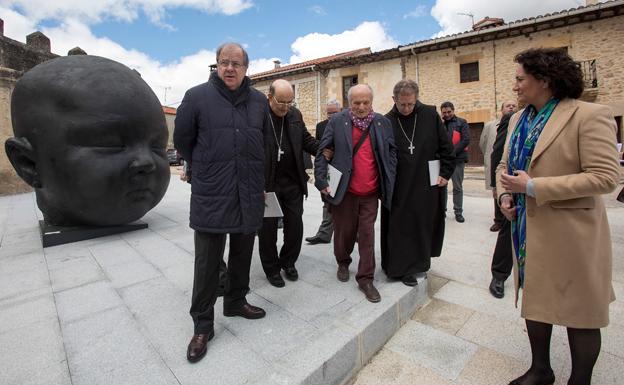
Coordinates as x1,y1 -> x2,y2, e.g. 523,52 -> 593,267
397,103 -> 416,109
271,95 -> 296,108
218,60 -> 245,70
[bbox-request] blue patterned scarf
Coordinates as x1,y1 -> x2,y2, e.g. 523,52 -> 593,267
507,98 -> 559,287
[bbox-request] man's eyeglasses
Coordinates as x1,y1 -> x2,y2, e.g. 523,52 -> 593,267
271,95 -> 296,108
218,60 -> 245,70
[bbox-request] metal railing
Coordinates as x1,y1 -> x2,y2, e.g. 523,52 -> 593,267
579,59 -> 598,89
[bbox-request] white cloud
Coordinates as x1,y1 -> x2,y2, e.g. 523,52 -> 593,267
289,21 -> 397,64
0,7 -> 37,40
1,0 -> 253,27
36,19 -> 213,106
308,5 -> 326,16
247,57 -> 280,76
403,5 -> 427,19
431,0 -> 584,37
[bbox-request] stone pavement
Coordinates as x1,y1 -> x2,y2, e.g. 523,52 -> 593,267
351,179 -> 624,385
1,172 -> 622,385
0,175 -> 428,385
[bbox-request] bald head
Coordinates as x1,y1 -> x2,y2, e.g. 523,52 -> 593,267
348,84 -> 374,118
268,79 -> 295,117
501,100 -> 517,115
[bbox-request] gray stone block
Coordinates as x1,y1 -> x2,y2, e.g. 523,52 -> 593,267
0,291 -> 57,334
255,279 -> 346,321
117,277 -> 194,364
274,323 -> 359,385
168,329 -> 269,385
48,255 -> 104,292
0,319 -> 70,385
88,239 -> 144,267
386,320 -> 478,381
54,280 -> 122,323
62,307 -> 178,385
101,260 -> 161,288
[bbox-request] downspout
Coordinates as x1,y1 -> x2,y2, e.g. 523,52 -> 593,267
410,47 -> 420,84
313,65 -> 320,123
492,40 -> 497,119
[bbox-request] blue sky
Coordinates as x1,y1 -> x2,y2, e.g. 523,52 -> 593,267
1,0 -> 583,105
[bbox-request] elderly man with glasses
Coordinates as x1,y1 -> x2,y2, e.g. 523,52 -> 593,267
259,79 -> 319,288
174,42 -> 270,363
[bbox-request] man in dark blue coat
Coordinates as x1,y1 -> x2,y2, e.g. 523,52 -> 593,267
314,84 -> 397,303
174,42 -> 268,363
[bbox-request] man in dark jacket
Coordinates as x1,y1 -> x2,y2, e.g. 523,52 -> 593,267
488,112 -> 514,298
305,99 -> 341,245
441,101 -> 470,223
259,79 -> 319,287
174,42 -> 268,363
315,84 -> 397,303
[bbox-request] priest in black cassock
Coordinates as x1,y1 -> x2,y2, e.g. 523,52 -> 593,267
381,80 -> 455,286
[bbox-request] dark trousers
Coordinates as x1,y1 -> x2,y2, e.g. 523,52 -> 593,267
258,184 -> 304,276
493,198 -> 505,225
332,192 -> 379,284
190,231 -> 255,334
443,162 -> 465,215
314,202 -> 333,241
491,218 -> 513,281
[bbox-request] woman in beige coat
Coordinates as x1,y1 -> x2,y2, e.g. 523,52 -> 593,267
497,48 -> 620,385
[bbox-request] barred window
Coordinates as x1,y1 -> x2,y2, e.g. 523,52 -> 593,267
460,62 -> 479,83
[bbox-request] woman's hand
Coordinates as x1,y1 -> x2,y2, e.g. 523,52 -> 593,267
501,170 -> 531,194
437,176 -> 448,187
499,195 -> 516,221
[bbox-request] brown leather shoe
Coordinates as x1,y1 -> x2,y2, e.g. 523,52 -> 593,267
223,303 -> 266,319
337,265 -> 349,282
358,282 -> 381,303
186,331 -> 214,363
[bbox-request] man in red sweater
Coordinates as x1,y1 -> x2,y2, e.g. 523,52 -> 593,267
314,84 -> 397,302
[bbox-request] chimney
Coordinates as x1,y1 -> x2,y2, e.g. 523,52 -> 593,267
273,60 -> 281,69
26,31 -> 51,52
1,18 -> 4,37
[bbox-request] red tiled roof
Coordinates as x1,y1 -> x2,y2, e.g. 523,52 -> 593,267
250,47 -> 371,79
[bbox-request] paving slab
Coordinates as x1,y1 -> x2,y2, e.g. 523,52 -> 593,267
354,183 -> 624,385
0,178 -> 427,385
385,320 -> 478,381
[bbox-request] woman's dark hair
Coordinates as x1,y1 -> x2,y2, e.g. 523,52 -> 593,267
514,48 -> 584,99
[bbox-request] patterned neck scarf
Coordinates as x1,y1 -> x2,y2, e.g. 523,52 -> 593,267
507,98 -> 559,287
349,109 -> 375,131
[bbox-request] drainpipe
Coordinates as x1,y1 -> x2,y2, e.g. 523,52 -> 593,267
410,47 -> 420,84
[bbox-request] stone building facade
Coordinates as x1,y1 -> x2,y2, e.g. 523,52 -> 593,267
0,20 -> 58,195
250,0 -> 624,165
251,48 -> 371,133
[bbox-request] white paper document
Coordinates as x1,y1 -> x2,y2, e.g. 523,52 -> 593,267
327,164 -> 342,198
264,192 -> 283,218
428,160 -> 440,186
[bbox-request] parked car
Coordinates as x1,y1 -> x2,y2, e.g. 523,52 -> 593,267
166,148 -> 183,165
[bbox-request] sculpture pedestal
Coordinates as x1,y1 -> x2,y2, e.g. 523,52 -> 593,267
39,220 -> 148,248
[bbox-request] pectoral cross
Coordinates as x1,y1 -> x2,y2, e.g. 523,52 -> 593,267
277,148 -> 285,162
408,143 -> 415,155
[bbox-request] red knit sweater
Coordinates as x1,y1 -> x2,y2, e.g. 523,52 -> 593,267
348,127 -> 379,196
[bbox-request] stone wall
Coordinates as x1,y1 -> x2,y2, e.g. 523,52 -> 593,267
1,30 -> 58,195
253,73 -> 318,134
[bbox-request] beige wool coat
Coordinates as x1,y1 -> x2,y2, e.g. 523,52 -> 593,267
496,98 -> 620,328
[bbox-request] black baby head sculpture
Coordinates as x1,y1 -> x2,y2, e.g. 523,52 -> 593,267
5,55 -> 170,226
